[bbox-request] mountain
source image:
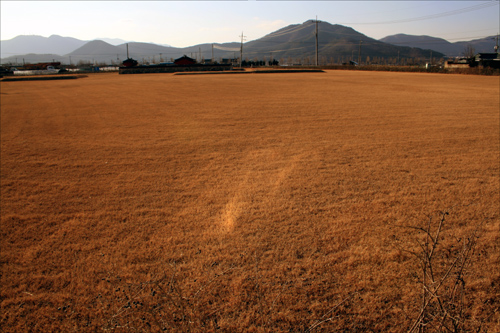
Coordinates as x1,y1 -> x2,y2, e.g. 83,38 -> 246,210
67,40 -> 126,64
243,20 -> 440,62
0,35 -> 87,59
449,36 -> 497,56
1,21 -> 446,65
380,34 -> 498,57
379,34 -> 452,53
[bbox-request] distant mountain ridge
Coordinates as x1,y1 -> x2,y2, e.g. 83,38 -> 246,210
379,33 -> 498,57
0,35 -> 135,59
1,35 -> 87,59
2,21 -> 496,65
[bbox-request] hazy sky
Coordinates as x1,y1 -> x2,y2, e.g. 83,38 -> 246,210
1,1 -> 499,47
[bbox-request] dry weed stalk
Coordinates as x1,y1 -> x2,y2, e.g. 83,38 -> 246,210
99,261 -> 235,332
304,292 -> 359,333
402,209 -> 484,333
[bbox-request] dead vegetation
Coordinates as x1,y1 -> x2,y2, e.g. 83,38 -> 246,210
1,71 -> 499,332
394,208 -> 492,332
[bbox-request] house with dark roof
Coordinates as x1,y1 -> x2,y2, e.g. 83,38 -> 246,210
472,53 -> 500,68
174,55 -> 197,65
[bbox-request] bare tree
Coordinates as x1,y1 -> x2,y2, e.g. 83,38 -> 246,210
463,45 -> 476,59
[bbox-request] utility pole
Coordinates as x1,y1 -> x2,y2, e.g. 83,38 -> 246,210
159,53 -> 162,62
315,17 -> 319,66
212,44 -> 214,63
239,31 -> 246,67
358,40 -> 362,65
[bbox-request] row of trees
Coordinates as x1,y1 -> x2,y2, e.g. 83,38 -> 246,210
3,54 -> 453,69
60,53 -> 450,67
239,56 -> 445,67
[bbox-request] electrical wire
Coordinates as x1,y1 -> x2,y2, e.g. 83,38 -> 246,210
338,1 -> 498,25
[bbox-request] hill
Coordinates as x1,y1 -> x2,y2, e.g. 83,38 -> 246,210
243,20 -> 441,64
380,33 -> 498,57
67,40 -> 126,64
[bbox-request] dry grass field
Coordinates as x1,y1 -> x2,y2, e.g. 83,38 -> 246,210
1,71 -> 499,332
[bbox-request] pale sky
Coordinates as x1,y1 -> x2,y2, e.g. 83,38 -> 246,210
1,1 -> 499,47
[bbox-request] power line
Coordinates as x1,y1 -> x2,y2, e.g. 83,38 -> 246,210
338,1 -> 498,25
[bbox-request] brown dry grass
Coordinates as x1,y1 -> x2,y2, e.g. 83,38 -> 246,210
1,71 -> 499,332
